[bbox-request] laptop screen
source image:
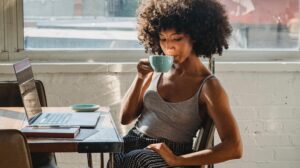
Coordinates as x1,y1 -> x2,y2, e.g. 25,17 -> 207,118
13,58 -> 42,122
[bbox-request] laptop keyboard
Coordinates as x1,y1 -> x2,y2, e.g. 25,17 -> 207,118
40,113 -> 72,124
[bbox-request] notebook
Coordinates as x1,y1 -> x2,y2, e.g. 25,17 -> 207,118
13,58 -> 101,128
21,126 -> 80,138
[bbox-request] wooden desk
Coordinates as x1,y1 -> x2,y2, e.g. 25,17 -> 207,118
0,107 -> 123,168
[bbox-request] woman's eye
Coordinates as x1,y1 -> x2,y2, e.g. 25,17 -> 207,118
174,38 -> 182,41
160,39 -> 166,42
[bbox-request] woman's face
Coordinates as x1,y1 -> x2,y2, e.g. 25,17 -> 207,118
159,28 -> 195,64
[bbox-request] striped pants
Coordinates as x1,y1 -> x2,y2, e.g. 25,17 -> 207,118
110,127 -> 193,168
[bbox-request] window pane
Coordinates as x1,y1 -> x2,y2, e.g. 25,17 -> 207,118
221,0 -> 299,49
24,0 -> 299,50
24,0 -> 141,49
0,0 -> 4,52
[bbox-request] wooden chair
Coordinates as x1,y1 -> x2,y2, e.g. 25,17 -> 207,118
191,115 -> 215,168
0,80 -> 58,168
0,129 -> 33,168
0,80 -> 47,107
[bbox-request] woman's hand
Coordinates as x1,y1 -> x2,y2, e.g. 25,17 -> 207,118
147,143 -> 179,166
137,58 -> 153,80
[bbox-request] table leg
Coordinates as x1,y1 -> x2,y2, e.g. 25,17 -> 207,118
87,153 -> 93,168
109,153 -> 114,168
100,153 -> 104,168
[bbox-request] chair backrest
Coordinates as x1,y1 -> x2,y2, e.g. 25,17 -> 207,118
0,129 -> 33,168
193,117 -> 215,151
0,80 -> 47,107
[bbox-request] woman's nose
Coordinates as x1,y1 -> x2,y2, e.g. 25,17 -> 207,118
165,41 -> 175,54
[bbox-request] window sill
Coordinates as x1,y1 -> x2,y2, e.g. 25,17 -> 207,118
0,61 -> 300,74
6,49 -> 300,63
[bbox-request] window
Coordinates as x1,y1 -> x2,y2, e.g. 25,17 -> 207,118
223,0 -> 299,49
23,0 -> 299,50
0,0 -> 299,62
23,0 -> 140,49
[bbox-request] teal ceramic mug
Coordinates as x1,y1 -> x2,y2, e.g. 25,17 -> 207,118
149,55 -> 174,72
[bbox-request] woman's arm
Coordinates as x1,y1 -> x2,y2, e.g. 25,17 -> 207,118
176,78 -> 243,165
148,78 -> 243,166
120,59 -> 153,125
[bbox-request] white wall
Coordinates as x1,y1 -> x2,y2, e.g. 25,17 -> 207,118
0,62 -> 299,168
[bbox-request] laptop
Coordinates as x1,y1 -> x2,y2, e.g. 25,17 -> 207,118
13,58 -> 101,128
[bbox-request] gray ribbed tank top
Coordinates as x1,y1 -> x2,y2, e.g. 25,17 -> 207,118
136,73 -> 215,143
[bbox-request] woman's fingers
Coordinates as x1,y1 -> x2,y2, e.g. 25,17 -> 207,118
137,58 -> 153,79
139,59 -> 152,68
146,143 -> 178,166
146,143 -> 165,151
137,63 -> 152,72
140,64 -> 152,71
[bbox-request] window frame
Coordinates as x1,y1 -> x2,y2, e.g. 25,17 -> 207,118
1,0 -> 300,63
0,0 -> 7,61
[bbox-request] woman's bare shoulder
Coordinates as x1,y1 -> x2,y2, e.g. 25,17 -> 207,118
199,76 -> 227,104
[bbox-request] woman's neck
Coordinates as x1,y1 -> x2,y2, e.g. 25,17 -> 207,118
169,55 -> 206,77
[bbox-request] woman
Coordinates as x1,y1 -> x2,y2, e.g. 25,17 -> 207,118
114,0 -> 243,167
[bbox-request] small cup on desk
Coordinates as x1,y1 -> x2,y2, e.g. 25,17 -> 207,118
149,55 -> 174,73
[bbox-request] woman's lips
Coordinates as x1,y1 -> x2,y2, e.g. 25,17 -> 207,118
173,57 -> 179,63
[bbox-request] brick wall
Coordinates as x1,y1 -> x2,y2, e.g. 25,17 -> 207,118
0,63 -> 299,168
215,72 -> 300,168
